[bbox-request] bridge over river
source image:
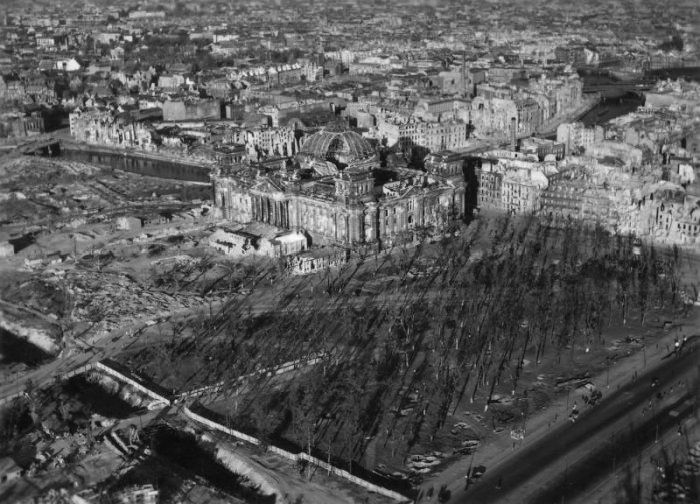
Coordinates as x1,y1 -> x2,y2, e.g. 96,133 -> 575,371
583,80 -> 655,96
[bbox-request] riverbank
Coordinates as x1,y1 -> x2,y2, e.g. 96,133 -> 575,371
60,140 -> 213,167
59,142 -> 213,183
579,93 -> 644,127
0,303 -> 60,356
531,94 -> 601,139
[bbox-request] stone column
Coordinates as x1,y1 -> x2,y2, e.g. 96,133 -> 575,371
357,211 -> 364,243
379,208 -> 385,242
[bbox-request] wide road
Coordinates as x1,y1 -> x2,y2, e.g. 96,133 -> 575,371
528,394 -> 695,504
453,343 -> 699,504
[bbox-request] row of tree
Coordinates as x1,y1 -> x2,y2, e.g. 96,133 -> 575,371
119,213 -> 695,476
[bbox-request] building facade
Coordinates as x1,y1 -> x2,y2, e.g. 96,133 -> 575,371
377,117 -> 470,153
69,109 -> 155,150
475,151 -> 551,214
213,125 -> 466,248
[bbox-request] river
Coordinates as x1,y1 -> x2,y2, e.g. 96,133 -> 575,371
576,66 -> 700,127
59,147 -> 212,183
578,93 -> 644,127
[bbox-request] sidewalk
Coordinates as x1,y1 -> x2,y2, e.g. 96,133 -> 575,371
419,307 -> 700,501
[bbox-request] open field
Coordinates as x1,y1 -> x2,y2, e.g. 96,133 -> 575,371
106,214 -> 700,494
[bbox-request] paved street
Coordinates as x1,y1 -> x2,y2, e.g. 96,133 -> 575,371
449,344 -> 699,504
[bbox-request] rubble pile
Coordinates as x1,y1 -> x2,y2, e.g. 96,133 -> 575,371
41,268 -> 207,335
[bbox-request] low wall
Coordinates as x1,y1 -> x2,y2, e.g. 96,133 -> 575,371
212,442 -> 287,503
62,363 -> 96,379
1,360 -> 170,409
94,362 -> 170,407
57,360 -> 169,407
183,405 -> 411,502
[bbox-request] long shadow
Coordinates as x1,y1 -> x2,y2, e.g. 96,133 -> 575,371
460,347 -> 699,503
528,394 -> 695,504
0,328 -> 52,366
149,425 -> 276,503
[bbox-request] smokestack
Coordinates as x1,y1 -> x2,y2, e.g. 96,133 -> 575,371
511,117 -> 517,151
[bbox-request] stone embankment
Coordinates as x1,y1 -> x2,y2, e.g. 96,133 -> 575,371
0,318 -> 58,354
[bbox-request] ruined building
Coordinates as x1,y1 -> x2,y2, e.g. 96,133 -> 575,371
69,109 -> 155,150
475,151 -> 552,214
377,116 -> 471,153
213,124 -> 466,247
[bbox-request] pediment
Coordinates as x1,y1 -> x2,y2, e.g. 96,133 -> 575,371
251,177 -> 285,196
400,185 -> 424,198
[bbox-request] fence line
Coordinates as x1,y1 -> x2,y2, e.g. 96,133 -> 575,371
93,362 -> 171,406
182,405 -> 411,503
2,362 -> 410,502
